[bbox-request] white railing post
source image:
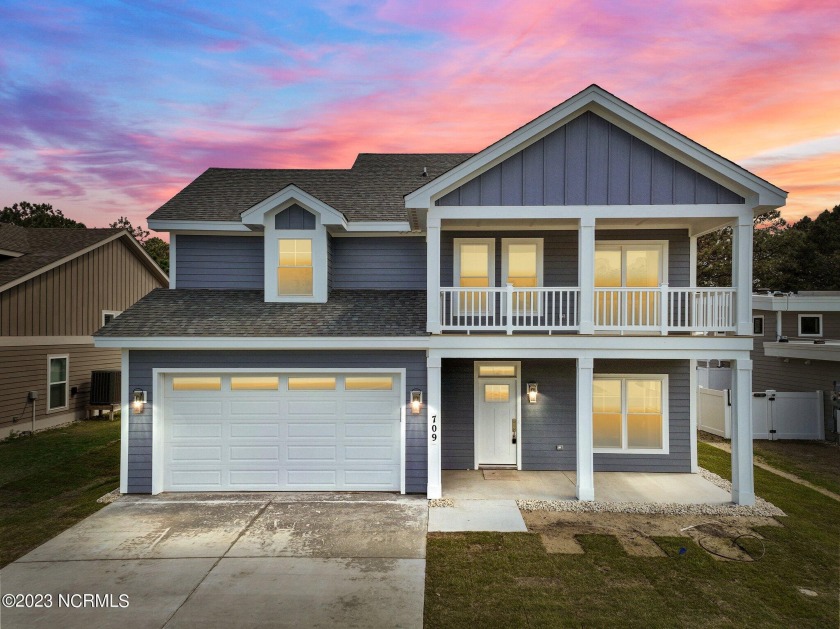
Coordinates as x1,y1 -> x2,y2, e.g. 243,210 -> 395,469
505,283 -> 514,335
660,283 -> 669,335
578,217 -> 595,334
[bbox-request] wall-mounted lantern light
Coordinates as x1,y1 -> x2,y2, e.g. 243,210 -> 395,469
527,383 -> 538,404
410,389 -> 422,415
132,388 -> 147,414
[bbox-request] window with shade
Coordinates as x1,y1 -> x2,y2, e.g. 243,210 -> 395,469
278,239 -> 313,296
594,244 -> 664,327
503,239 -> 542,315
455,239 -> 494,314
593,376 -> 667,452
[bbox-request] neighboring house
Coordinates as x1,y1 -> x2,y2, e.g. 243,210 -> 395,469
752,291 -> 840,440
0,225 -> 168,438
95,85 -> 787,505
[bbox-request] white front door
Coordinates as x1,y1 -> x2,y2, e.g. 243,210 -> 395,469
476,377 -> 517,466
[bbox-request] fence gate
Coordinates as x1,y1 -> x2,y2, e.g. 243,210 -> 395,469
699,388 -> 824,440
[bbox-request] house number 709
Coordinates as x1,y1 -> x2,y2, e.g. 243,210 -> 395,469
430,415 -> 438,442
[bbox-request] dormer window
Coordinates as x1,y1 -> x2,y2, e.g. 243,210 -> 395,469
263,204 -> 327,303
278,239 -> 313,296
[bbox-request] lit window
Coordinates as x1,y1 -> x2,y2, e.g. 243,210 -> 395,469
288,377 -> 336,390
172,377 -> 222,391
484,384 -> 510,402
48,356 -> 68,411
593,377 -> 666,452
231,376 -> 279,390
345,376 -> 393,390
278,239 -> 313,296
478,365 -> 516,377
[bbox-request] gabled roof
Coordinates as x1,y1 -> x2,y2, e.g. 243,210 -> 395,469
0,224 -> 169,292
94,288 -> 427,337
405,84 -> 788,213
148,153 -> 472,224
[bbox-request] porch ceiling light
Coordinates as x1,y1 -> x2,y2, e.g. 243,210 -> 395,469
132,388 -> 147,414
410,389 -> 422,415
527,382 -> 538,404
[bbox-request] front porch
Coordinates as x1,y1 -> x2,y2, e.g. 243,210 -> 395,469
442,469 -> 731,504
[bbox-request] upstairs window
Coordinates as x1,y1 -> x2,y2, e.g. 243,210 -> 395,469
278,239 -> 313,296
798,314 -> 822,337
752,316 -> 764,336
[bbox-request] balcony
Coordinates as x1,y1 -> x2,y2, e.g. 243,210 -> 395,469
438,285 -> 736,334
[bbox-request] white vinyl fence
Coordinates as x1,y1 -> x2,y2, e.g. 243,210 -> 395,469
698,387 -> 825,440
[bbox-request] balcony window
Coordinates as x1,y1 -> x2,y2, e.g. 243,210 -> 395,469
798,314 -> 822,337
595,243 -> 666,327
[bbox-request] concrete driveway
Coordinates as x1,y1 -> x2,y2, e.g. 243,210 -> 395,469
1,493 -> 428,628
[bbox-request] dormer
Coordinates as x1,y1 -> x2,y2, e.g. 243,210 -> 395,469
241,185 -> 346,303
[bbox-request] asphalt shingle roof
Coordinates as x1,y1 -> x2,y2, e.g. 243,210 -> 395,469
148,153 -> 473,223
95,289 -> 428,337
0,224 -> 124,289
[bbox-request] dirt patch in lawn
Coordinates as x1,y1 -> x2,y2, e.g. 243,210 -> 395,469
523,511 -> 782,561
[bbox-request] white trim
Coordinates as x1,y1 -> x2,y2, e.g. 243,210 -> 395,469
46,354 -> 69,413
763,341 -> 840,362
689,359 -> 698,473
473,361 -> 522,470
428,204 -> 749,222
0,336 -> 92,347
592,374 -> 670,455
0,230 -> 168,293
576,357 -> 595,500
151,367 -> 407,496
169,234 -> 176,289
0,248 -> 23,257
94,333 -> 754,354
501,238 -> 543,288
344,221 -> 412,232
427,218 -> 441,334
689,236 -> 698,287
453,237 -> 496,288
752,315 -> 765,337
241,185 -> 346,227
798,313 -> 823,337
427,353 -> 442,499
120,349 -> 129,494
753,293 -> 840,312
95,336 -> 431,350
150,220 -> 252,232
407,85 -> 785,210
102,310 -> 122,326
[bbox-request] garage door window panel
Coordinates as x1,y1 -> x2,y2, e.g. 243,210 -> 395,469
172,377 -> 222,391
288,377 -> 336,390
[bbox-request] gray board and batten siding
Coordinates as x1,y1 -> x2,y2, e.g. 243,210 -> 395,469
436,112 -> 744,207
125,350 -> 428,494
752,310 -> 840,439
440,229 -> 691,288
274,204 -> 316,230
175,235 -> 427,291
441,359 -> 691,473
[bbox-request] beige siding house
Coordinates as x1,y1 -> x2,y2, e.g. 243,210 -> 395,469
0,225 -> 168,438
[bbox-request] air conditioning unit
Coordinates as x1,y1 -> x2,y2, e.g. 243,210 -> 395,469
90,370 -> 121,405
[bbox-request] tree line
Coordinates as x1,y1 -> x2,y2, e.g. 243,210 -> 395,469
0,201 -> 169,274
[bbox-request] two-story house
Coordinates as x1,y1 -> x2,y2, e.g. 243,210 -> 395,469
95,85 -> 787,505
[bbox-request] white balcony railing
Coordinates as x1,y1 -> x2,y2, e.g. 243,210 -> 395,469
439,285 -> 736,334
439,286 -> 580,333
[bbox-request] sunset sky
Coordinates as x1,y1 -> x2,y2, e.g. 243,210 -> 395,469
1,0 -> 838,232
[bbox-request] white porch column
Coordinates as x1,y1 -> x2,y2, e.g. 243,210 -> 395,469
775,311 -> 783,340
427,352 -> 442,499
689,234 -> 697,287
576,357 -> 595,501
427,217 -> 442,334
689,359 -> 698,472
731,358 -> 755,505
732,217 -> 753,335
578,216 -> 595,334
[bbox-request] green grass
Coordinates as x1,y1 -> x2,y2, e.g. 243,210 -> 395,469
425,442 -> 840,628
751,441 -> 840,496
0,420 -> 120,567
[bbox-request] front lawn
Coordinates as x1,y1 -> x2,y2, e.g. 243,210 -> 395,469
425,442 -> 840,628
0,420 -> 120,567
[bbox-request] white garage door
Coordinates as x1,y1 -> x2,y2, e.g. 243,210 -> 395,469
162,373 -> 402,492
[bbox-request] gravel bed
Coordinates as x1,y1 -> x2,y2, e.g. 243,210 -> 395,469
96,489 -> 122,504
517,468 -> 785,517
429,498 -> 455,508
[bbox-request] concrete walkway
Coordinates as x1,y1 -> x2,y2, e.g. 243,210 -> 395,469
703,440 -> 840,502
1,493 -> 427,628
